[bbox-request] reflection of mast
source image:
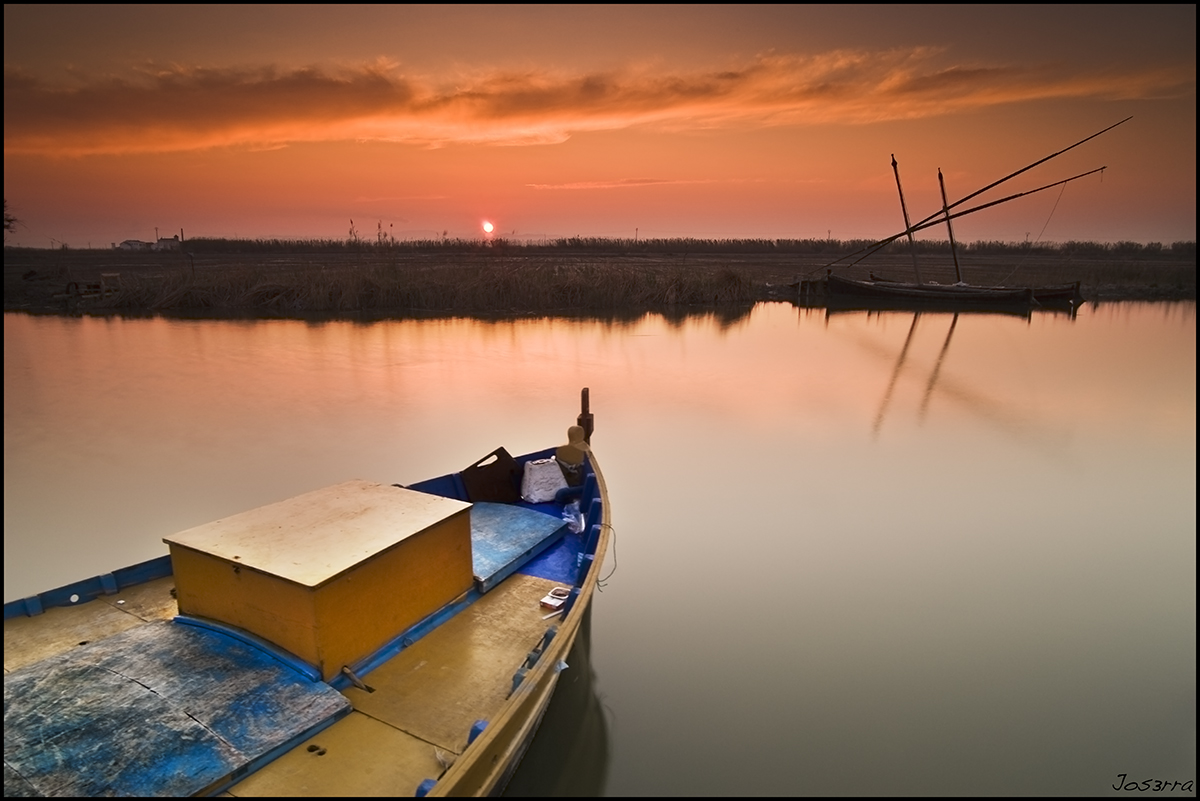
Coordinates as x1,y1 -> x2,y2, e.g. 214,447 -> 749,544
872,313 -> 921,438
919,313 -> 958,422
851,311 -> 1071,458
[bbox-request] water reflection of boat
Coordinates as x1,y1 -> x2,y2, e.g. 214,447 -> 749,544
502,603 -> 609,796
3,390 -> 611,798
864,311 -> 1075,453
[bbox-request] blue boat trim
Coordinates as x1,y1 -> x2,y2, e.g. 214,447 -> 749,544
584,522 -> 603,557
330,488 -> 582,691
331,463 -> 593,691
173,614 -> 323,683
329,588 -> 483,692
4,554 -> 173,620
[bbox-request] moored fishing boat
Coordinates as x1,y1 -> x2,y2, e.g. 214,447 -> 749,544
1027,280 -> 1084,309
4,390 -> 611,797
825,273 -> 1035,312
812,120 -> 1127,313
864,275 -> 1084,310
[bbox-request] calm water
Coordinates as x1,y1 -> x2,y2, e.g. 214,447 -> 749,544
4,303 -> 1195,796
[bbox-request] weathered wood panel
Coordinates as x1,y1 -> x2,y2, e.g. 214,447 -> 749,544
3,621 -> 349,797
470,502 -> 568,593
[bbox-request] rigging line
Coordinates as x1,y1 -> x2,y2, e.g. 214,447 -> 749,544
997,181 -> 1069,285
810,119 -> 1128,277
811,166 -> 1107,278
868,117 -> 1132,260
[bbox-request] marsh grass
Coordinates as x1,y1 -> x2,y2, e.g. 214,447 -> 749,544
99,257 -> 754,314
4,238 -> 1193,316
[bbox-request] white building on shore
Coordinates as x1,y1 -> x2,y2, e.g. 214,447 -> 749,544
114,234 -> 181,252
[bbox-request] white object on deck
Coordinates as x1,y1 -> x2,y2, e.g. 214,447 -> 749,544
520,458 -> 568,503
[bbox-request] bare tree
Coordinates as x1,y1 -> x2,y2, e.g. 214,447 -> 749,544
3,200 -> 15,240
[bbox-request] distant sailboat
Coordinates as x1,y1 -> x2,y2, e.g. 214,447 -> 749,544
821,119 -> 1128,312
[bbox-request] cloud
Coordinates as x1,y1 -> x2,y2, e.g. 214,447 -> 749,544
4,50 -> 1193,156
525,178 -> 719,190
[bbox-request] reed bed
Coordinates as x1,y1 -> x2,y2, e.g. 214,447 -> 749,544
4,239 -> 1193,316
97,258 -> 754,315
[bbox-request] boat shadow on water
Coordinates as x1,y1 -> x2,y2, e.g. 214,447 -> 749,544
502,603 -> 610,797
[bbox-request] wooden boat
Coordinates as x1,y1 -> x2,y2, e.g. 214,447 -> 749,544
815,120 -> 1127,313
1027,280 -> 1084,309
826,273 -> 1035,312
4,390 -> 611,797
866,275 -> 1084,309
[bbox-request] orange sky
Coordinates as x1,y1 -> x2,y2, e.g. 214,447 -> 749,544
3,5 -> 1195,247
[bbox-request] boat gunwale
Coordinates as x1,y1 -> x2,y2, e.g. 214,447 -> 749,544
425,448 -> 611,796
3,554 -> 173,620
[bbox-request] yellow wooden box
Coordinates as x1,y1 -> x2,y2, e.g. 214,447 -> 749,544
164,480 -> 473,681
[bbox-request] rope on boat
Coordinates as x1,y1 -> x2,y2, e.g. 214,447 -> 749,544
597,523 -> 617,590
996,181 -> 1070,286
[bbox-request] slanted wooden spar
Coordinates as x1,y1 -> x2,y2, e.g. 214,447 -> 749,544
821,117 -> 1131,274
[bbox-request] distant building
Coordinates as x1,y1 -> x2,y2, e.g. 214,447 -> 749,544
114,234 -> 181,251
116,240 -> 153,251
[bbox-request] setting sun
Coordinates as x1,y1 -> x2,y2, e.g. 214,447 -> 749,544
1,6 -> 1193,246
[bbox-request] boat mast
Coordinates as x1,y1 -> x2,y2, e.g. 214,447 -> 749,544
826,166 -> 1108,272
822,117 -> 1130,274
891,154 -> 923,285
938,169 -> 963,283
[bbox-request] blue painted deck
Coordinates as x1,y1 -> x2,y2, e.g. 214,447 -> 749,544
409,446 -> 588,590
3,621 -> 349,797
518,526 -> 585,585
470,502 -> 568,593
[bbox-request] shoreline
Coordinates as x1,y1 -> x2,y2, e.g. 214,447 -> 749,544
5,246 -> 1194,319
